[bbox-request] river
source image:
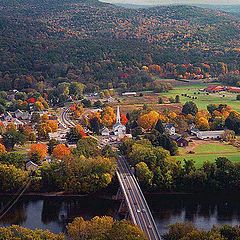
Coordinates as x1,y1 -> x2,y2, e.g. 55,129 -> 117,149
1,194 -> 240,235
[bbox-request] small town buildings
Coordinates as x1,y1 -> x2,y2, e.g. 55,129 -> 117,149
25,161 -> 38,172
196,130 -> 225,140
170,134 -> 189,147
165,124 -> 176,135
122,92 -> 137,96
113,106 -> 126,136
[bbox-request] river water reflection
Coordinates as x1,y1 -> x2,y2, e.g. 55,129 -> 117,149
1,194 -> 240,234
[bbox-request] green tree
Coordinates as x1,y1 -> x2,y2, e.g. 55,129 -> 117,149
2,128 -> 26,150
135,162 -> 153,188
0,164 -> 28,192
182,101 -> 198,116
74,138 -> 100,158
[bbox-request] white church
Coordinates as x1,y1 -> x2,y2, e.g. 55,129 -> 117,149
101,106 -> 127,138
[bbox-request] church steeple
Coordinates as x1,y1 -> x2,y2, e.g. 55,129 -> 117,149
116,106 -> 121,124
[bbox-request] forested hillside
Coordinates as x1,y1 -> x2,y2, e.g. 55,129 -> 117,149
0,0 -> 239,91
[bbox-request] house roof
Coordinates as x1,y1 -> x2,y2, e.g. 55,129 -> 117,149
170,134 -> 181,141
165,123 -> 174,129
170,134 -> 188,142
26,161 -> 38,168
15,109 -> 23,114
101,127 -> 110,132
4,112 -> 12,117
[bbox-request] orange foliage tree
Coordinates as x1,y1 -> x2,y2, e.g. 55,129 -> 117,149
121,114 -> 128,125
29,143 -> 47,163
52,144 -> 71,160
0,143 -> 6,156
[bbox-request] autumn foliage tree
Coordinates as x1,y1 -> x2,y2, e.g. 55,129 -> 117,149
29,143 -> 47,163
0,143 -> 6,156
137,110 -> 159,130
121,113 -> 128,125
101,106 -> 116,127
52,144 -> 71,160
67,216 -> 147,240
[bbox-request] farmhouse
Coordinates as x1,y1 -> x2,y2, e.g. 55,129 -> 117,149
165,124 -> 175,135
196,130 -> 225,140
170,134 -> 189,147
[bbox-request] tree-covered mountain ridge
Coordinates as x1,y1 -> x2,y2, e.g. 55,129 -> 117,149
1,0 -> 240,49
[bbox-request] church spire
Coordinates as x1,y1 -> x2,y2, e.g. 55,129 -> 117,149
116,106 -> 121,124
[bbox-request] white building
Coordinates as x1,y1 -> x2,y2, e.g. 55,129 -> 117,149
196,130 -> 225,140
165,124 -> 176,135
112,106 -> 126,136
26,161 -> 38,172
122,92 -> 137,96
101,127 -> 110,136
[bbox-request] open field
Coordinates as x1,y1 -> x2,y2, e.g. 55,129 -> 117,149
158,84 -> 240,111
174,142 -> 240,168
114,82 -> 240,113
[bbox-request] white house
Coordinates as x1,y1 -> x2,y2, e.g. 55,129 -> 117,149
165,124 -> 176,135
112,106 -> 126,136
196,130 -> 225,140
26,161 -> 38,172
101,127 -> 110,136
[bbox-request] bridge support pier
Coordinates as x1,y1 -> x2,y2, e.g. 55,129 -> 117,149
114,188 -> 131,221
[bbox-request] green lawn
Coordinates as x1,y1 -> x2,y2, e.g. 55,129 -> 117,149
174,143 -> 240,168
159,84 -> 240,111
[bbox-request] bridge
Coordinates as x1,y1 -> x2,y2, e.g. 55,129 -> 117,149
59,108 -> 161,240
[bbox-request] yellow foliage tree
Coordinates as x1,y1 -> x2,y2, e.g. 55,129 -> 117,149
196,117 -> 210,130
138,111 -> 159,130
101,106 -> 116,127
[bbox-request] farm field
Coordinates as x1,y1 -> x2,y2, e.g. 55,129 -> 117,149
116,82 -> 240,113
174,142 -> 240,168
159,84 -> 240,111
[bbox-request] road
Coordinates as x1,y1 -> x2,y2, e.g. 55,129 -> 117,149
117,155 -> 161,240
59,106 -> 161,239
59,107 -> 75,128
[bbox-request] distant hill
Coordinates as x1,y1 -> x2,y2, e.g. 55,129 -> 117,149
113,3 -> 154,9
195,4 -> 240,13
0,0 -> 239,89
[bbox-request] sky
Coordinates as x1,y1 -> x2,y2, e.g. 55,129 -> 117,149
101,0 -> 240,5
